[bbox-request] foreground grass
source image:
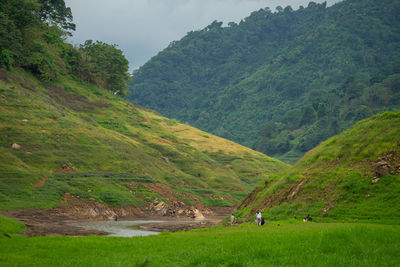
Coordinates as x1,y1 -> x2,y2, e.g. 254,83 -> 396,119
1,222 -> 399,266
0,215 -> 25,238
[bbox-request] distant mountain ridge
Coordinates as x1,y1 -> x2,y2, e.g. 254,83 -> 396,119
129,0 -> 400,163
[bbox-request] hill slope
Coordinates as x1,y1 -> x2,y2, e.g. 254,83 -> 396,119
0,68 -> 287,216
128,0 -> 400,163
235,111 -> 400,224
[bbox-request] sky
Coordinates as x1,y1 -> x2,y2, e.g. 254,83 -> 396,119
65,0 -> 342,71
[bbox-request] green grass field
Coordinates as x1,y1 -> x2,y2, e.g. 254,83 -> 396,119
1,219 -> 399,266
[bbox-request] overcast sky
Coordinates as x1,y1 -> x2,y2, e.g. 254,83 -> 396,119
65,0 -> 342,71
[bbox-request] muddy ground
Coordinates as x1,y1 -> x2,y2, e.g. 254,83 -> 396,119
0,205 -> 233,237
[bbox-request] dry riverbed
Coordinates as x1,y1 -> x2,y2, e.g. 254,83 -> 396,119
0,206 -> 232,237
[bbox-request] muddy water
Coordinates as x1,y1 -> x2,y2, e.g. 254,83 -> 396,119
70,220 -> 166,237
70,220 -> 200,237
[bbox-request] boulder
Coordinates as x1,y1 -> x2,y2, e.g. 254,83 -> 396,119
11,143 -> 21,150
375,160 -> 389,177
193,209 -> 205,220
371,177 -> 380,184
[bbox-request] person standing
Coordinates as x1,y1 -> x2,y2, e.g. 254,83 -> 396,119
256,210 -> 262,225
230,213 -> 235,225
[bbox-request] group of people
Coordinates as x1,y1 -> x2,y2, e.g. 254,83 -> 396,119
229,210 -> 265,225
229,210 -> 312,226
303,214 -> 312,222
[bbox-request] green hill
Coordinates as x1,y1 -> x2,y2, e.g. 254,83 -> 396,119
234,111 -> 400,224
0,68 -> 287,212
0,0 -> 287,214
128,0 -> 400,163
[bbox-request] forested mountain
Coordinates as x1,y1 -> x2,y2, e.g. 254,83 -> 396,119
128,0 -> 400,163
0,0 -> 287,213
234,111 -> 400,224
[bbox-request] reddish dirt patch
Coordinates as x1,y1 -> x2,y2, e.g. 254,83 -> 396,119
287,179 -> 305,201
32,176 -> 48,188
237,186 -> 263,210
68,135 -> 78,142
57,164 -> 74,174
156,138 -> 169,144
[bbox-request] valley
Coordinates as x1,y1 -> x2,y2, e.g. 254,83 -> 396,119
1,0 -> 399,266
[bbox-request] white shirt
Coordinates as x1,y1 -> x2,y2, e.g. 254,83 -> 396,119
256,212 -> 262,219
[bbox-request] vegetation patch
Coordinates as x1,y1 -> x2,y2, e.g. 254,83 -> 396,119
236,111 -> 400,224
0,223 -> 398,266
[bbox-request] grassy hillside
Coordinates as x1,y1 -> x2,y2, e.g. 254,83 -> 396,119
128,0 -> 400,163
0,68 -> 287,211
235,111 -> 400,224
0,214 -> 25,238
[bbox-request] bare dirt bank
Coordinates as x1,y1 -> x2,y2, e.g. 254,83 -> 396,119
0,197 -> 233,236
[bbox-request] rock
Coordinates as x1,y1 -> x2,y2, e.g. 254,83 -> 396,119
177,209 -> 185,215
153,201 -> 167,212
11,143 -> 21,150
162,157 -> 170,164
152,201 -> 170,216
193,209 -> 205,220
372,177 -> 380,184
375,160 -> 389,177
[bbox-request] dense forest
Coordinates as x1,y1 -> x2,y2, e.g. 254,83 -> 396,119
129,0 -> 400,163
0,0 -> 130,96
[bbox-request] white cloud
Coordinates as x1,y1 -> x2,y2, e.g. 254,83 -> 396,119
65,0 -> 342,70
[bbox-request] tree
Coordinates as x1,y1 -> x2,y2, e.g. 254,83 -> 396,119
79,40 -> 131,96
35,0 -> 75,34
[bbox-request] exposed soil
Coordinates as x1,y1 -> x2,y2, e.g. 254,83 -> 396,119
0,209 -> 108,237
0,201 -> 233,237
138,219 -> 221,232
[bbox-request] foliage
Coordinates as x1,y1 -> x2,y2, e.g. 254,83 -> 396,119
0,223 -> 399,266
35,0 -> 75,34
128,0 -> 400,163
78,40 -> 131,96
0,0 -> 129,95
0,215 -> 25,238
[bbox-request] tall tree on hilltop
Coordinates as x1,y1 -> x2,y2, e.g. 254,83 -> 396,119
79,40 -> 131,96
35,0 -> 75,34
